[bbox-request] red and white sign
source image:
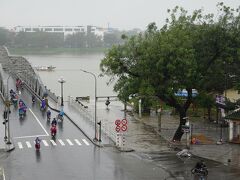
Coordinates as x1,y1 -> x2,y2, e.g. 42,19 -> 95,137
115,119 -> 128,132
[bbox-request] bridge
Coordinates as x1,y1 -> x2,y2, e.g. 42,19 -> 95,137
0,46 -> 120,152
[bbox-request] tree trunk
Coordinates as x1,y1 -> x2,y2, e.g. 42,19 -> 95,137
172,110 -> 187,141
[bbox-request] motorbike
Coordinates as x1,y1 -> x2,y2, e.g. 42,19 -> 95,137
32,96 -> 36,103
40,104 -> 47,111
57,113 -> 64,121
191,166 -> 208,176
35,142 -> 40,150
12,98 -> 18,108
176,149 -> 191,157
47,113 -> 51,121
19,108 -> 25,119
10,92 -> 18,107
47,110 -> 51,121
50,125 -> 57,138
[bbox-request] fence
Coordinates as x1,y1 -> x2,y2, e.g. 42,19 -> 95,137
160,123 -> 229,145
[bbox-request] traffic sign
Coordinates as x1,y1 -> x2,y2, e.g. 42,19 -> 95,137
121,119 -> 127,125
115,119 -> 128,132
115,119 -> 121,126
121,125 -> 127,132
115,126 -> 121,132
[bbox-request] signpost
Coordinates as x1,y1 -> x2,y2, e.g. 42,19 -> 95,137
115,119 -> 128,148
182,117 -> 190,149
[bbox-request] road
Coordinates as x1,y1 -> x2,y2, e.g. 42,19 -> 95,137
1,83 -> 240,180
0,87 -> 171,180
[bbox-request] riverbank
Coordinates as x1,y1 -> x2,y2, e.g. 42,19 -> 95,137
7,47 -> 107,55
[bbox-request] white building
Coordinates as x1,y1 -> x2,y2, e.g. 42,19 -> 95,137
13,25 -> 114,39
13,26 -> 85,36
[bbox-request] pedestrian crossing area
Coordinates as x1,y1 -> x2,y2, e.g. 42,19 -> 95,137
16,138 -> 90,149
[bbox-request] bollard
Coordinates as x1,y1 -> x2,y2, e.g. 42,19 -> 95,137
122,133 -> 126,147
97,121 -> 102,142
116,133 -> 120,147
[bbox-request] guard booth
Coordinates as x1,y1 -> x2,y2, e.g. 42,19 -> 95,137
225,109 -> 240,143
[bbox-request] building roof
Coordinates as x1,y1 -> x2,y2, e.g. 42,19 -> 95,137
225,108 -> 240,121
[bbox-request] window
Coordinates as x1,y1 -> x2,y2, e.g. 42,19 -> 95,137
54,28 -> 63,31
25,28 -> 31,31
74,29 -> 80,31
45,28 -> 52,31
33,28 -> 39,32
65,28 -> 72,31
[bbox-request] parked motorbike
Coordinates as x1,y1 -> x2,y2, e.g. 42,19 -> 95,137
191,166 -> 208,176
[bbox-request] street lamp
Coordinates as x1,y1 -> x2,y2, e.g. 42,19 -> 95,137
5,75 -> 13,144
58,76 -> 66,107
79,69 -> 98,141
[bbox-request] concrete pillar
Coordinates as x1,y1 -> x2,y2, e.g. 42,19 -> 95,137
229,121 -> 233,141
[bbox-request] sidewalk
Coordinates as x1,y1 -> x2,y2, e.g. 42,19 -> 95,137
48,97 -> 240,169
133,111 -> 240,169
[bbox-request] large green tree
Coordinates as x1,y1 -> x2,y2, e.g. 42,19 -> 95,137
100,4 -> 240,141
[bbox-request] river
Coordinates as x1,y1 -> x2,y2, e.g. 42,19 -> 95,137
18,53 -> 116,101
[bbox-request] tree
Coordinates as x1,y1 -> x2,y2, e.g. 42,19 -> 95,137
0,27 -> 13,46
100,4 -> 240,141
14,32 -> 64,48
64,32 -> 86,48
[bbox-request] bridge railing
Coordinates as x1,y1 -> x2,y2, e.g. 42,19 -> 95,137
0,64 -> 7,101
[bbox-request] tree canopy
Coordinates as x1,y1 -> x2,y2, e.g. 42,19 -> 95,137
100,3 -> 240,141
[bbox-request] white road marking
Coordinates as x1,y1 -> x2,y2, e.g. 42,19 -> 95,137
3,168 -> 5,180
66,139 -> 73,146
29,108 -> 49,136
17,138 -> 90,150
58,139 -> 65,146
14,134 -> 48,139
42,140 -> 49,146
18,142 -> 23,149
74,139 -> 82,146
26,141 -> 32,148
50,140 -> 57,146
82,139 -> 90,146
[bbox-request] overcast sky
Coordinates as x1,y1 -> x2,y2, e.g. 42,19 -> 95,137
0,0 -> 239,30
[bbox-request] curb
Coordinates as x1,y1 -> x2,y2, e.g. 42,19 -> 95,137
116,146 -> 135,152
0,139 -> 15,152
